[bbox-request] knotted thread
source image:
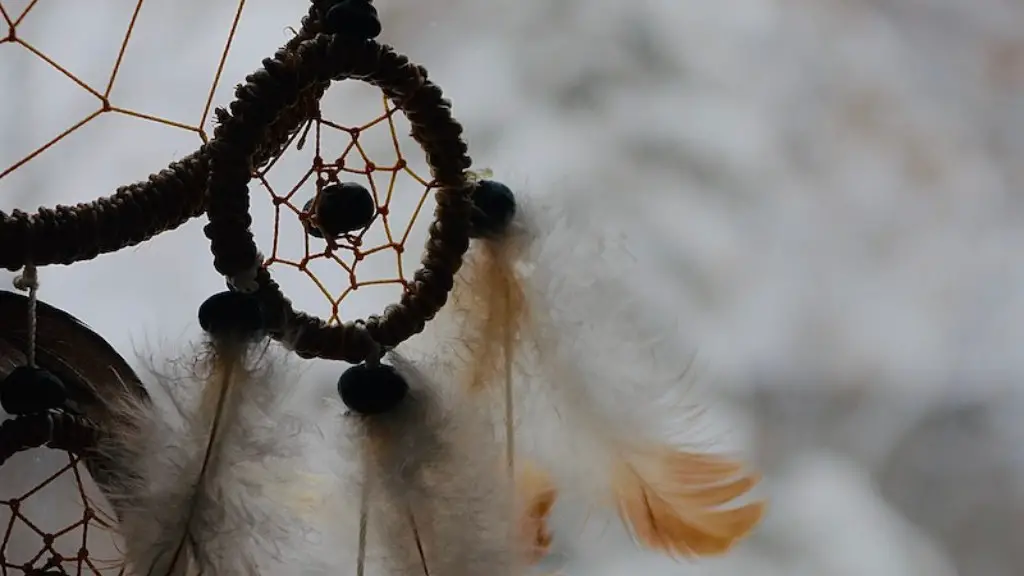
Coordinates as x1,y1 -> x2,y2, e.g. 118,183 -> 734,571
0,2 -> 330,271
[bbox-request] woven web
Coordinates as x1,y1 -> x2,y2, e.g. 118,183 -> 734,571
1,450 -> 123,575
0,1 -> 245,572
1,0 -> 436,571
0,0 -> 243,180
256,83 -> 435,324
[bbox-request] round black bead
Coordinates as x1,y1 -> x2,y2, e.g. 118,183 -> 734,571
303,182 -> 376,239
0,366 -> 66,415
337,363 -> 408,415
197,291 -> 264,338
469,180 -> 517,239
325,0 -> 382,40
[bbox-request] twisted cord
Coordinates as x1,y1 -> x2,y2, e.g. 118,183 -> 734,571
12,264 -> 39,367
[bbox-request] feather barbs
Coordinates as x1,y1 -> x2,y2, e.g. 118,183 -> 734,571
612,447 -> 764,557
427,184 -> 768,563
514,458 -> 558,564
451,240 -> 529,396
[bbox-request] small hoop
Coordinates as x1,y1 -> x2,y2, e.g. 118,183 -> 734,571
204,34 -> 474,363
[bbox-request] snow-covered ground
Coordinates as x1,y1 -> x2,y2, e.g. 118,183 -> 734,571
3,0 -> 1024,574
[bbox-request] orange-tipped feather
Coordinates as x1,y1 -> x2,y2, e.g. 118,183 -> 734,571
612,447 -> 764,557
515,458 -> 558,563
434,194 -> 768,563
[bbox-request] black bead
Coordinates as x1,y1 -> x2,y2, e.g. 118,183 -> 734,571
337,363 -> 408,415
303,182 -> 376,239
325,0 -> 382,40
469,179 -> 517,239
197,291 -> 264,338
0,366 -> 66,415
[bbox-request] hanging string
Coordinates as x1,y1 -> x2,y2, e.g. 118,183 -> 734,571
355,324 -> 379,576
12,263 -> 39,367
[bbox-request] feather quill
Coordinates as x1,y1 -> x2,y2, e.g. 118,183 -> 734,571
98,337 -> 331,575
423,219 -> 560,565
432,190 -> 764,558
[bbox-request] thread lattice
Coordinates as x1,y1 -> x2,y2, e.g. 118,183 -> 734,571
0,0 -> 465,570
0,0 -> 243,181
0,413 -> 124,575
259,90 -> 436,324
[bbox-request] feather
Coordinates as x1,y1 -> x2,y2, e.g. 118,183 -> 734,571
449,241 -> 528,395
428,190 -> 764,559
611,447 -> 764,556
0,290 -> 147,491
428,219 -> 557,565
98,338 -> 332,576
514,457 -> 557,563
347,353 -> 524,576
0,289 -> 146,418
527,303 -> 764,558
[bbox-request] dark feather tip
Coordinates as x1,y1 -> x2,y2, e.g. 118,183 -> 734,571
325,0 -> 382,40
198,291 -> 264,339
337,362 -> 408,415
469,179 -> 517,239
0,366 -> 67,415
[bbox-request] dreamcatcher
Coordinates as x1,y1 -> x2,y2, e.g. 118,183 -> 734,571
0,1 -> 765,574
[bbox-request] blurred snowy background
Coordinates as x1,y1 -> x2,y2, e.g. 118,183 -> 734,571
3,0 -> 1024,574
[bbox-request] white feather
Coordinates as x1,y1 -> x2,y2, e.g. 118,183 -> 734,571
98,343 -> 337,575
331,353 -> 525,576
418,188 -> 765,558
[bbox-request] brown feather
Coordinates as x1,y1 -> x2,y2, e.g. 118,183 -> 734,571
612,446 -> 764,557
0,289 -> 146,489
449,242 -> 528,394
442,215 -> 766,561
0,290 -> 146,415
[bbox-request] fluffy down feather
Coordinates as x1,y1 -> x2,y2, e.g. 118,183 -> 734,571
96,343 -> 335,575
424,188 -> 764,559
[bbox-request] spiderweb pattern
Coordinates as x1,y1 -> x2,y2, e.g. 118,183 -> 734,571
0,0 -> 246,572
1,0 -> 447,570
1,449 -> 123,575
258,90 -> 436,324
0,0 -> 244,181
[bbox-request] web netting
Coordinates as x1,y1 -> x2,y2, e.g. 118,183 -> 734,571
0,0 -> 441,322
1,3 -> 246,569
0,0 -> 240,177
253,86 -> 436,325
0,416 -> 124,575
0,0 -> 452,572
0,4 -> 769,573
0,288 -> 149,575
